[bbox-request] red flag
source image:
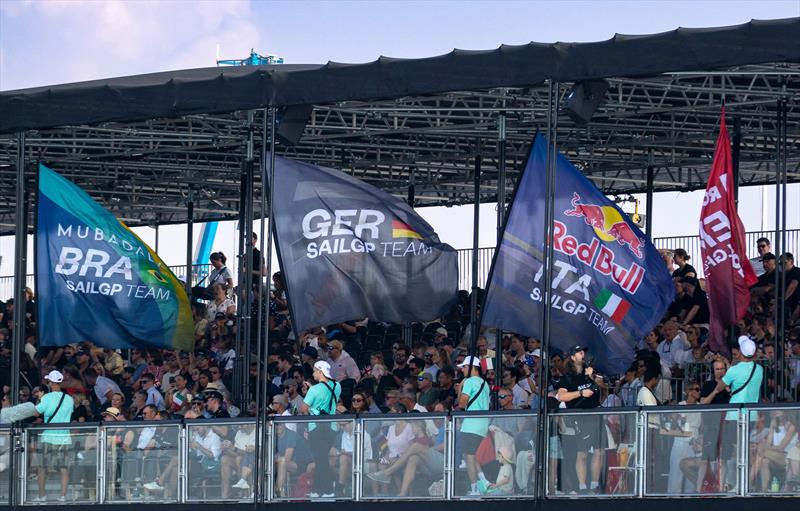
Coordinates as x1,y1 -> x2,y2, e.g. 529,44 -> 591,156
699,106 -> 758,354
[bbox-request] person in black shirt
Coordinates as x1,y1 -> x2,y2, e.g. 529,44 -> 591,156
556,345 -> 603,494
680,277 -> 709,326
781,253 -> 800,311
751,253 -> 776,298
671,249 -> 697,280
205,391 -> 231,419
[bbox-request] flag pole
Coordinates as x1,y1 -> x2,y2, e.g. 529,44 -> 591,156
494,113 -> 506,397
11,132 -> 26,408
535,79 -> 559,498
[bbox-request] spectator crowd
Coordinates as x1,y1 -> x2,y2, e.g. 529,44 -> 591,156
1,238 -> 799,499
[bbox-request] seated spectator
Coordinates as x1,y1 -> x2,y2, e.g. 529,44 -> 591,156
221,422 -> 256,498
329,340 -> 360,383
416,373 -> 438,409
139,373 -> 165,411
165,373 -> 193,415
274,421 -> 313,498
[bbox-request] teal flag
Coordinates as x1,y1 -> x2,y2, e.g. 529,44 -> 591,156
36,164 -> 193,351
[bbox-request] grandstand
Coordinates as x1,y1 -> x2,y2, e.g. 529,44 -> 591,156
0,18 -> 799,511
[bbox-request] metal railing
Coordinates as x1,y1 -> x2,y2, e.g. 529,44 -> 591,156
3,404 -> 799,506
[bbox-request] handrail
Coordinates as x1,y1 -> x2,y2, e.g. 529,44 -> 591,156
5,405 -> 799,505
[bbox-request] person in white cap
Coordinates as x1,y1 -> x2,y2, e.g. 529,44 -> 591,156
456,355 -> 490,495
31,370 -> 74,502
298,360 -> 340,497
710,335 -> 764,490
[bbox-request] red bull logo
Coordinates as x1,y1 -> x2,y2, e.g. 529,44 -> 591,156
552,219 -> 646,295
564,192 -> 646,258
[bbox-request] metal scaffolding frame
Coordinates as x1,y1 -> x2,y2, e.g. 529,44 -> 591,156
1,64 -> 798,235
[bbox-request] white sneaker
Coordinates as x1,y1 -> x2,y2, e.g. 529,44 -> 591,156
321,493 -> 335,498
466,490 -> 481,496
232,478 -> 250,490
32,496 -> 46,502
143,481 -> 164,491
458,460 -> 467,469
57,496 -> 67,502
308,492 -> 320,498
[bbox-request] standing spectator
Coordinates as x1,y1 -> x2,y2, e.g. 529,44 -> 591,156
657,320 -> 691,369
750,238 -> 772,276
557,345 -> 602,494
781,253 -> 800,313
84,367 -> 121,407
130,349 -> 149,383
680,277 -> 710,328
751,253 -> 777,298
32,370 -> 75,502
140,374 -> 165,411
456,355 -> 490,495
672,249 -> 697,279
700,358 -> 731,405
437,366 -> 457,407
328,340 -> 360,383
391,346 -> 411,386
298,361 -> 341,498
206,284 -> 236,321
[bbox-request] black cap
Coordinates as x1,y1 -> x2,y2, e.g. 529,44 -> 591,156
567,345 -> 586,356
214,312 -> 227,320
205,391 -> 223,401
762,252 -> 776,261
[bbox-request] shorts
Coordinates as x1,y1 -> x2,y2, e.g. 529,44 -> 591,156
460,432 -> 484,455
787,445 -> 800,462
33,443 -> 71,469
572,415 -> 603,452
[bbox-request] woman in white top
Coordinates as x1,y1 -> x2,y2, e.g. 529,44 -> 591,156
753,409 -> 797,491
667,382 -> 702,493
206,284 -> 236,321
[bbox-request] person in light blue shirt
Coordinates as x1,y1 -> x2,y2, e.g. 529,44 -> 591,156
299,360 -> 340,497
32,370 -> 75,502
713,335 -> 763,490
457,355 -> 490,495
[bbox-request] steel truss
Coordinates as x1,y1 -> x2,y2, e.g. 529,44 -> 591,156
0,64 -> 798,234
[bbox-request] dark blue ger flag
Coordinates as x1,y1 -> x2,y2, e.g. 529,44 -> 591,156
36,164 -> 194,351
481,136 -> 674,374
271,156 -> 458,332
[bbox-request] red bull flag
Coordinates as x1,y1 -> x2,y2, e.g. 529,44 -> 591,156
481,135 -> 674,374
699,106 -> 757,354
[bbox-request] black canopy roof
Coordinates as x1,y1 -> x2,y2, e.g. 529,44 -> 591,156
2,18 -> 798,134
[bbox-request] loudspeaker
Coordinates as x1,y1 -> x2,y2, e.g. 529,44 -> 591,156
275,104 -> 313,146
563,80 -> 609,125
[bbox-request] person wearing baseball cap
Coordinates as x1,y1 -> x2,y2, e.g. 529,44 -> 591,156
32,370 -> 75,502
711,335 -> 764,487
456,355 -> 490,495
556,345 -> 603,494
298,360 -> 341,497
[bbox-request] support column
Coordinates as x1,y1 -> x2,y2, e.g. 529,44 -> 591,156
185,187 -> 194,297
774,98 -> 788,402
645,151 -> 654,237
495,113 -> 507,396
535,80 -> 559,498
11,132 -> 26,406
468,147 -> 482,356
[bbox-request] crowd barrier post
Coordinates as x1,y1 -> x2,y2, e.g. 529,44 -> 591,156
636,410 -> 646,498
738,408 -> 748,496
353,417 -> 363,501
97,425 -> 106,504
178,422 -> 188,503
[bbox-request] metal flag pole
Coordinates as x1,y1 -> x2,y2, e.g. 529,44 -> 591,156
185,186 -> 194,300
645,150 -> 654,237
535,79 -> 559,499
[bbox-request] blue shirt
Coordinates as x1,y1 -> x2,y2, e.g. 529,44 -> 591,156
722,361 -> 763,420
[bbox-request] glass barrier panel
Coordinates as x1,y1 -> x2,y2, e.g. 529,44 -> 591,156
452,413 -> 538,498
272,418 -> 354,501
185,420 -> 257,502
642,408 -> 738,496
24,426 -> 98,505
747,407 -> 800,495
547,411 -> 637,497
104,423 -> 180,503
0,429 -> 10,506
361,415 -> 446,500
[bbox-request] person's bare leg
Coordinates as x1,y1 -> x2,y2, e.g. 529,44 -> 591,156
221,455 -> 234,498
60,468 -> 69,497
465,453 -> 479,485
398,454 -> 421,496
339,454 -> 351,486
575,451 -> 588,487
382,444 -> 426,477
37,467 -> 46,497
590,450 -> 603,490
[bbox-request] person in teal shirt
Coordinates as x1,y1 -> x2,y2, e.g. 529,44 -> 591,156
714,336 -> 763,491
299,360 -> 340,497
457,355 -> 490,495
32,370 -> 75,502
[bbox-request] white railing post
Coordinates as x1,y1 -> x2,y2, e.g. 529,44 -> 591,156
636,410 -> 646,497
97,425 -> 105,504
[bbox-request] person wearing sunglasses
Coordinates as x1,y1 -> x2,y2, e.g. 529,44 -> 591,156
667,381 -> 702,493
749,237 -> 772,277
417,372 -> 438,408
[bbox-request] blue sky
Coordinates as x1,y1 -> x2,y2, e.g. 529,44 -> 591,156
0,0 -> 798,274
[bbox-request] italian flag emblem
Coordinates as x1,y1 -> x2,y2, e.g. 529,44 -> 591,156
594,289 -> 631,323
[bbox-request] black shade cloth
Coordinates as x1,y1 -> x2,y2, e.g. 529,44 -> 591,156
1,18 -> 798,134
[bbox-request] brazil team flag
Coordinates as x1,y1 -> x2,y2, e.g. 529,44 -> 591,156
36,164 -> 193,351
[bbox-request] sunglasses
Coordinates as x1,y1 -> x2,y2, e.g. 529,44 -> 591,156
352,397 -> 364,402
498,394 -> 509,399
424,354 -> 434,358
758,244 -> 768,248
417,377 -> 426,382
689,387 -> 700,392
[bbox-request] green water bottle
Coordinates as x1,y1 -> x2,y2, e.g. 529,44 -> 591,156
770,476 -> 780,492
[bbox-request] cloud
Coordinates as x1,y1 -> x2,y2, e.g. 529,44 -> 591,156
1,0 -> 261,90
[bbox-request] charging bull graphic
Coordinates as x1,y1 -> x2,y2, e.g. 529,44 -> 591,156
564,192 -> 646,258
